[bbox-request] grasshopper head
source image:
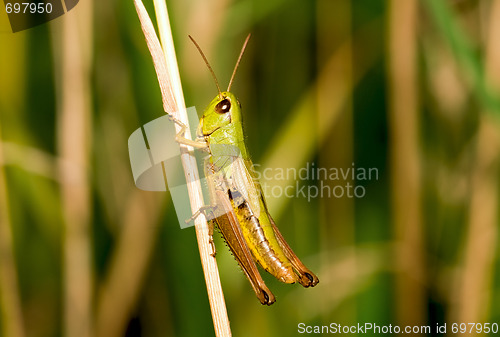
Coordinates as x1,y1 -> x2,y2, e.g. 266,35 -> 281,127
189,34 -> 251,137
199,91 -> 242,136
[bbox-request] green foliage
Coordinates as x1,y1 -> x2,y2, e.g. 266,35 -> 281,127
1,0 -> 499,336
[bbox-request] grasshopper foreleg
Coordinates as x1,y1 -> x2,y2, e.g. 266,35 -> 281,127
168,115 -> 208,149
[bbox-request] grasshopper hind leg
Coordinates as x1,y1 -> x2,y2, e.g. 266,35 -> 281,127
213,189 -> 276,305
266,211 -> 319,288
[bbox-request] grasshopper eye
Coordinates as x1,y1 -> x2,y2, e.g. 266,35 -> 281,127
215,99 -> 231,114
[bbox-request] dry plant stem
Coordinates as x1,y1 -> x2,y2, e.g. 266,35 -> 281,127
454,1 -> 500,323
134,0 -> 175,113
56,5 -> 94,337
133,1 -> 231,336
0,132 -> 25,337
388,0 -> 426,326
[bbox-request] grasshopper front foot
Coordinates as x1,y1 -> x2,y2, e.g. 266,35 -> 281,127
186,205 -> 217,256
168,115 -> 208,149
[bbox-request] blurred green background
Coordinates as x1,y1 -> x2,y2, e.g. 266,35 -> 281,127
1,0 -> 500,336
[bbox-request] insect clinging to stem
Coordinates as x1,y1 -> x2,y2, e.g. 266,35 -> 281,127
175,34 -> 319,305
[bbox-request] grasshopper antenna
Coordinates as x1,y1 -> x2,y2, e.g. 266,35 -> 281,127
227,34 -> 251,93
189,35 -> 222,99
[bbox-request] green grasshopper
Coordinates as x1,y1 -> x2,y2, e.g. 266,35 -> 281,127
175,34 -> 319,305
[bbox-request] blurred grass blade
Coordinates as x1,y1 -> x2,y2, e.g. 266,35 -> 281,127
452,1 -> 500,324
454,117 -> 499,323
422,0 -> 500,115
387,0 -> 426,327
53,3 -> 94,337
0,28 -> 28,337
316,0 -> 356,322
0,142 -> 58,180
96,191 -> 164,337
262,19 -> 382,217
0,133 -> 25,337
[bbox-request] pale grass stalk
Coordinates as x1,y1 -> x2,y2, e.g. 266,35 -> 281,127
133,1 -> 231,336
0,132 -> 25,337
387,0 -> 426,326
54,2 -> 94,337
453,1 -> 500,323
